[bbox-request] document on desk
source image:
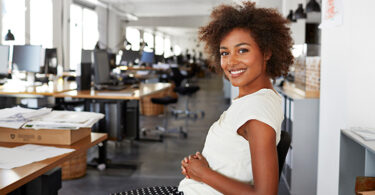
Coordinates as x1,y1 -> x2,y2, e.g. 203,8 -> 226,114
0,107 -> 52,129
22,111 -> 104,130
0,144 -> 74,169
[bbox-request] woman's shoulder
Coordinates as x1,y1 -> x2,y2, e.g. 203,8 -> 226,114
232,89 -> 281,107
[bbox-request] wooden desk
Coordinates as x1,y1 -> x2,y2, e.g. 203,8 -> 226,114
0,133 -> 107,195
0,79 -> 77,97
53,82 -> 171,140
54,83 -> 171,100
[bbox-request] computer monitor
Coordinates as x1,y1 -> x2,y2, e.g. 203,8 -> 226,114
108,53 -> 117,69
140,51 -> 154,65
154,54 -> 164,63
120,50 -> 140,66
44,48 -> 58,74
93,50 -> 111,85
0,45 -> 10,76
12,45 -> 42,73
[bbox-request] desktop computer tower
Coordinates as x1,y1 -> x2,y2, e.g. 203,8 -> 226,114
76,63 -> 91,90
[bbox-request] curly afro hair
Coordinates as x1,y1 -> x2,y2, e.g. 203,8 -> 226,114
199,1 -> 294,79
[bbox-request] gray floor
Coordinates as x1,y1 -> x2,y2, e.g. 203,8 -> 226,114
59,73 -> 289,195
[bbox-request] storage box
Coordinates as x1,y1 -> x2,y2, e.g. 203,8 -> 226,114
0,127 -> 91,145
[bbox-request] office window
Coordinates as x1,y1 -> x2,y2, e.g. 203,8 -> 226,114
155,34 -> 164,55
2,0 -> 25,44
70,4 -> 98,70
70,4 -> 83,70
173,45 -> 182,56
30,0 -> 53,48
82,8 -> 98,49
126,27 -> 140,51
163,37 -> 172,58
143,32 -> 154,52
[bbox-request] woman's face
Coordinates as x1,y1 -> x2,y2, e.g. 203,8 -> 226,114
220,28 -> 269,90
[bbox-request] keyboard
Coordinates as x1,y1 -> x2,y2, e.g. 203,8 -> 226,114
105,85 -> 128,91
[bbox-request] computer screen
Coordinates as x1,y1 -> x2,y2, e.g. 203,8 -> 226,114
93,50 -> 111,85
154,54 -> 164,63
12,45 -> 42,73
108,53 -> 117,69
81,50 -> 93,64
44,48 -> 58,74
140,51 -> 154,64
120,50 -> 140,65
0,45 -> 9,75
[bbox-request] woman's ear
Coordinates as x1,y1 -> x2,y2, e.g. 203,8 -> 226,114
264,51 -> 272,61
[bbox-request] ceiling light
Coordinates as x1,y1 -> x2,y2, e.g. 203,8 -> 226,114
306,0 -> 321,12
294,4 -> 307,19
287,10 -> 296,22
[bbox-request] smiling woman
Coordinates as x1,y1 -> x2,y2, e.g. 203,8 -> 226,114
178,2 -> 294,195
113,2 -> 293,195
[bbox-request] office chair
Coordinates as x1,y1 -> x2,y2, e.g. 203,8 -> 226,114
277,131 -> 291,179
169,67 -> 204,119
140,96 -> 185,141
114,131 -> 292,195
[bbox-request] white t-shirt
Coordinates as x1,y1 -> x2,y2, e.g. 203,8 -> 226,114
178,88 -> 284,195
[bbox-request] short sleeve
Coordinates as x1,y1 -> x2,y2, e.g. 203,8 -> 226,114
228,91 -> 283,142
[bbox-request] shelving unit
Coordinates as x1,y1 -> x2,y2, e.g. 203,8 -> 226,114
276,86 -> 319,195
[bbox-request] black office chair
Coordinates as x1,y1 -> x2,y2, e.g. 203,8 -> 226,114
169,67 -> 204,119
113,131 -> 292,195
277,131 -> 291,179
140,96 -> 185,141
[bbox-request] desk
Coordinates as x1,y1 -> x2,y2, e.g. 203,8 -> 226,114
54,82 -> 170,100
0,132 -> 107,195
0,79 -> 76,97
339,129 -> 375,195
54,82 -> 171,140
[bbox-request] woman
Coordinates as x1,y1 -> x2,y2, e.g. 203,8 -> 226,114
178,2 -> 293,195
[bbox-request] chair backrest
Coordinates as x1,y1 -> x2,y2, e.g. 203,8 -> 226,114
277,131 -> 291,179
170,67 -> 185,87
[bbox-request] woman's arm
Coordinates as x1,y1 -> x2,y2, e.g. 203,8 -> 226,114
182,119 -> 279,195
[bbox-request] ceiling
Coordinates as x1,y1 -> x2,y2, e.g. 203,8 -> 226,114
99,0 -> 238,17
97,0 -> 279,38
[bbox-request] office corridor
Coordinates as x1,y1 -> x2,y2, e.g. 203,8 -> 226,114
60,73 -> 289,195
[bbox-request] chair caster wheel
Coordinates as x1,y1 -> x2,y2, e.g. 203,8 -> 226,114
97,163 -> 106,171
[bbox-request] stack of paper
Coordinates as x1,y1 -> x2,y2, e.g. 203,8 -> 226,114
351,127 -> 375,141
0,144 -> 74,169
22,110 -> 104,130
0,107 -> 52,129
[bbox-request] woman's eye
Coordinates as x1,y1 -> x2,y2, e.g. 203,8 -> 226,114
220,51 -> 229,56
238,48 -> 249,54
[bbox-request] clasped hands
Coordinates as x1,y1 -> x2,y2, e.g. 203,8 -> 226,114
181,151 -> 210,182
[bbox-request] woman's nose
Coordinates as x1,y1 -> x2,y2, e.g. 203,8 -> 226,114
228,53 -> 238,66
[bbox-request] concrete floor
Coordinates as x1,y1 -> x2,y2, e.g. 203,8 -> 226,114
59,73 -> 289,195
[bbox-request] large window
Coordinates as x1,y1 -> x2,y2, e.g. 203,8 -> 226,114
126,27 -> 140,51
30,0 -> 53,48
163,37 -> 172,58
70,4 -> 98,70
2,0 -> 25,44
155,34 -> 164,55
173,45 -> 182,56
143,31 -> 154,52
82,8 -> 98,49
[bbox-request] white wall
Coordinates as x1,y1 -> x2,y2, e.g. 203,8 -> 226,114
317,0 -> 375,194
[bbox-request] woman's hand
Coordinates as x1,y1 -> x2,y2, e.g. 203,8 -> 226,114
181,152 -> 211,182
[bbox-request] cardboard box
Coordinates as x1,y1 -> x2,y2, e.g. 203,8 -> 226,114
0,127 -> 91,145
